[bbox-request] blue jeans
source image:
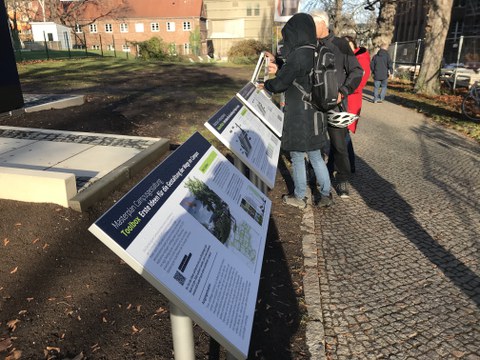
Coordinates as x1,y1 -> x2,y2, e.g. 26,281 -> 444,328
373,79 -> 388,102
290,150 -> 331,198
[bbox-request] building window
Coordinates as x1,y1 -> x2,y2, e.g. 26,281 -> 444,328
183,21 -> 191,31
167,22 -> 175,32
91,45 -> 100,50
151,22 -> 159,32
74,24 -> 82,33
122,44 -> 131,52
107,44 -> 114,51
184,43 -> 190,54
247,3 -> 260,16
105,24 -> 112,33
135,23 -> 144,32
89,24 -> 97,33
120,23 -> 128,33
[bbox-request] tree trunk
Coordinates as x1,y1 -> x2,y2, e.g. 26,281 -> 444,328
333,0 -> 343,35
414,0 -> 453,95
372,0 -> 397,48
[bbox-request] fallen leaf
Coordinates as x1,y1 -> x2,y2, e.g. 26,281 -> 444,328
0,337 -> 13,352
14,223 -> 21,227
72,352 -> 84,360
26,298 -> 34,302
42,243 -> 49,250
155,307 -> 166,315
3,238 -> 9,246
136,305 -> 142,312
17,310 -> 27,316
5,349 -> 22,360
127,304 -> 132,310
131,325 -> 139,333
102,317 -> 107,323
10,267 -> 18,274
32,238 -> 39,244
7,319 -> 20,332
46,346 -> 60,352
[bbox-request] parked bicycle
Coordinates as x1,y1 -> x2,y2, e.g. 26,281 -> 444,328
461,81 -> 480,122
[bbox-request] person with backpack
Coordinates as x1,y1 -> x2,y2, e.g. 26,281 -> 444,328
371,43 -> 393,103
310,9 -> 363,198
258,12 -> 333,209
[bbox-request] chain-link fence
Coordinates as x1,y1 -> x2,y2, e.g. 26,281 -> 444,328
388,35 -> 480,89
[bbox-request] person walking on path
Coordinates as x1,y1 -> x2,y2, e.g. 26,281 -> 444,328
259,13 -> 333,209
344,35 -> 371,173
310,9 -> 363,198
371,43 -> 393,103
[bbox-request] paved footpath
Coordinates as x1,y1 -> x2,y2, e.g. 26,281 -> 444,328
308,98 -> 480,359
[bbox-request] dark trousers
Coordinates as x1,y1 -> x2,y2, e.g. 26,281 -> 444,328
327,126 -> 351,182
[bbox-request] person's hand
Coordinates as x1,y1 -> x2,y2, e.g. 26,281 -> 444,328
337,92 -> 343,104
256,82 -> 265,90
264,51 -> 278,74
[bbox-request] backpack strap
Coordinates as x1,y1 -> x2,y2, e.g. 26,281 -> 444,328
292,44 -> 317,103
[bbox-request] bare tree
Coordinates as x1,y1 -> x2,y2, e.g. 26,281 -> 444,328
414,0 -> 453,95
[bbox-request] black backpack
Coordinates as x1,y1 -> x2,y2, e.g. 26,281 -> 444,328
294,42 -> 339,112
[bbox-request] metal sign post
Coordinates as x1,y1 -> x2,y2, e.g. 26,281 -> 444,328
170,303 -> 195,360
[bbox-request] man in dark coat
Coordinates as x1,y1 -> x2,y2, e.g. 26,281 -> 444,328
310,9 -> 363,198
260,12 -> 332,209
371,43 -> 393,103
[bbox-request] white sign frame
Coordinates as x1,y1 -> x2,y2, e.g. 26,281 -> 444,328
236,82 -> 284,138
204,97 -> 281,189
89,132 -> 272,359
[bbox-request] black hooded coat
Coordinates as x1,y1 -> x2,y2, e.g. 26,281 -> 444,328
264,13 -> 327,152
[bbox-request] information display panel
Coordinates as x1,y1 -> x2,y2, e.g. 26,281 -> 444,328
89,132 -> 271,359
236,82 -> 284,138
204,97 -> 281,189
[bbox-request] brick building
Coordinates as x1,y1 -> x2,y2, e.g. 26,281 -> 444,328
71,0 -> 207,56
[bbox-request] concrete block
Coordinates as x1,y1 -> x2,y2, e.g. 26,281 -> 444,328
0,167 -> 77,207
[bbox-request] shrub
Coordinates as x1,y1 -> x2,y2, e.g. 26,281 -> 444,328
137,37 -> 169,60
228,39 -> 269,64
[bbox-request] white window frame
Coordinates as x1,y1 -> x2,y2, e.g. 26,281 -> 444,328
105,23 -> 112,33
120,23 -> 128,33
122,44 -> 131,52
184,43 -> 190,54
167,22 -> 176,32
74,24 -> 82,33
183,21 -> 191,31
135,23 -> 144,32
89,24 -> 97,33
151,22 -> 159,32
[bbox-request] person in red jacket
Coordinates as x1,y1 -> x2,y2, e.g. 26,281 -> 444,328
344,35 -> 371,173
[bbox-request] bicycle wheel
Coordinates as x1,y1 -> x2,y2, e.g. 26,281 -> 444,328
462,94 -> 480,122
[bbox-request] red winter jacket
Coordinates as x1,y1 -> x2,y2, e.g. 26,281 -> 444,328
348,47 -> 371,133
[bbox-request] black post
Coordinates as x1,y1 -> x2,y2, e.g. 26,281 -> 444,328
0,0 -> 24,112
65,31 -> 71,58
113,35 -> 117,57
83,32 -> 88,56
43,31 -> 50,59
99,33 -> 104,57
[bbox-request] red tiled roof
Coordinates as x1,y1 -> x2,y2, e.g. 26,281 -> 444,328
80,0 -> 205,20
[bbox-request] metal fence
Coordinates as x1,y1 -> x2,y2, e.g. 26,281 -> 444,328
388,35 -> 480,89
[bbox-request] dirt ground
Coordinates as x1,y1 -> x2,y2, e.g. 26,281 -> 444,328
0,62 -> 309,359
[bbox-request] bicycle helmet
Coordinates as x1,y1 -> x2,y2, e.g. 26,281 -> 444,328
326,110 -> 359,128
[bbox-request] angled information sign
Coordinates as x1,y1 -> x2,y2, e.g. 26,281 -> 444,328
89,132 -> 271,359
236,82 -> 284,138
204,97 -> 281,189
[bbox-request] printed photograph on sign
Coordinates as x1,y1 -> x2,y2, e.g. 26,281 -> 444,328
274,0 -> 323,22
181,178 -> 234,245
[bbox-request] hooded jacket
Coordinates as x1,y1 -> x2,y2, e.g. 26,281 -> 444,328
371,48 -> 393,81
264,13 -> 327,152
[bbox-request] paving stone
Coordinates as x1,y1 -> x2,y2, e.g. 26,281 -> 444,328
309,102 -> 480,359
